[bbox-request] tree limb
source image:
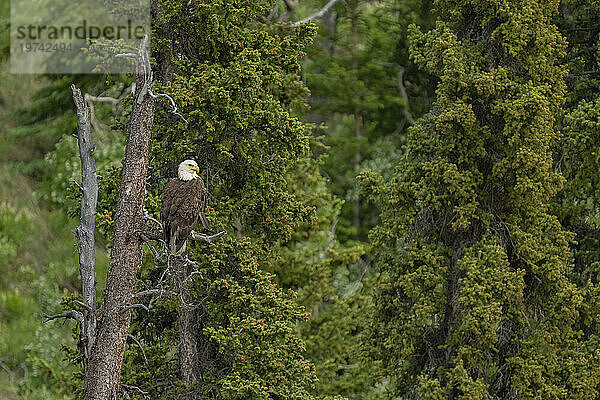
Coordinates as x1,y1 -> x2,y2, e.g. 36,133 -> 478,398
143,209 -> 163,231
117,36 -> 188,124
127,334 -> 148,366
147,92 -> 189,124
120,303 -> 150,313
292,0 -> 343,26
382,62 -> 415,125
43,310 -> 84,326
121,384 -> 149,399
85,94 -> 121,105
190,230 -> 227,243
137,230 -> 165,263
84,86 -> 133,132
73,300 -> 93,312
132,289 -> 177,301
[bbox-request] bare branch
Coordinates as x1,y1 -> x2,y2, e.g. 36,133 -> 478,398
43,310 -> 84,326
127,334 -> 148,366
147,92 -> 189,124
117,37 -> 187,124
143,209 -> 163,231
132,289 -> 177,301
138,230 -> 165,263
189,230 -> 227,243
84,89 -> 132,132
84,93 -> 121,104
73,300 -> 93,312
292,0 -> 343,26
115,53 -> 137,58
121,303 -> 150,314
121,384 -> 149,396
381,62 -> 415,125
84,96 -> 103,132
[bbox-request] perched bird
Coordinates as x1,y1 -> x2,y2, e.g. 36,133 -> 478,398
161,159 -> 212,255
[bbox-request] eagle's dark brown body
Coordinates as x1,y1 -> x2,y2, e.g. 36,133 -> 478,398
161,177 -> 211,254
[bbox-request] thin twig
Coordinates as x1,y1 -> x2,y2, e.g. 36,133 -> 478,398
143,209 -> 163,230
138,231 -> 165,263
121,384 -> 149,395
73,300 -> 93,312
121,304 -> 150,314
132,289 -> 177,301
43,310 -> 84,326
147,91 -> 189,124
127,334 -> 148,366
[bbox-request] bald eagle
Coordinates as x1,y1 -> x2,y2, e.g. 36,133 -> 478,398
161,160 -> 212,255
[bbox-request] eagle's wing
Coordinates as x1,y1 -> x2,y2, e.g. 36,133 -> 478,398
196,178 -> 212,231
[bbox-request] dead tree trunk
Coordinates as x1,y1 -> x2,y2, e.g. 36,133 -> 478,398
45,85 -> 99,370
83,36 -> 155,400
73,85 -> 99,368
174,234 -> 227,398
177,260 -> 202,399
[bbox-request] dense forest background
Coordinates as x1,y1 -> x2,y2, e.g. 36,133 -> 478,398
2,0 -> 600,399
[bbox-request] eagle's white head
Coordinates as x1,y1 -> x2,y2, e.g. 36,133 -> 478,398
178,159 -> 200,181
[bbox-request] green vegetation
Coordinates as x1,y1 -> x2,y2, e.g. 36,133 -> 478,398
0,68 -> 98,400
2,0 -> 600,399
360,0 -> 600,397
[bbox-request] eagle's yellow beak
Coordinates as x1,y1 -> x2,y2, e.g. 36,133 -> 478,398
191,165 -> 200,173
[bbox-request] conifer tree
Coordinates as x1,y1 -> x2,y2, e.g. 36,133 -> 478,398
94,0 -> 323,398
361,0 -> 600,397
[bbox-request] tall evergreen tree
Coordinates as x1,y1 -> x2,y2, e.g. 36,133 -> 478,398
361,0 -> 600,398
95,0 -> 323,398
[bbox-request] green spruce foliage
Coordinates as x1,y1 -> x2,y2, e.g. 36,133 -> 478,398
113,1 -> 324,398
555,0 -> 600,287
305,0 -> 436,241
361,0 -> 600,398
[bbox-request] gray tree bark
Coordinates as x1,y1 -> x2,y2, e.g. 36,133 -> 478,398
178,261 -> 202,400
83,37 -> 155,400
72,85 -> 98,366
45,86 -> 99,370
